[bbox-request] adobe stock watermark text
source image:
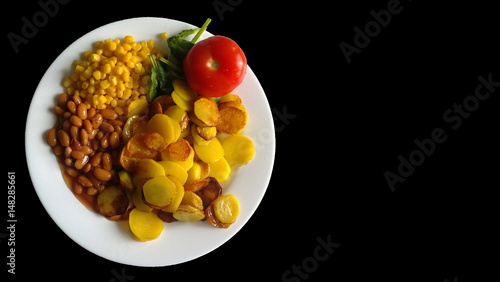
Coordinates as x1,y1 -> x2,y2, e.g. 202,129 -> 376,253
384,73 -> 499,192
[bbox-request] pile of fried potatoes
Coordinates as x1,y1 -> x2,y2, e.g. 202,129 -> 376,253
97,79 -> 255,241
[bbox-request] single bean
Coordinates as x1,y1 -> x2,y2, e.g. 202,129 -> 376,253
93,168 -> 112,181
47,128 -> 57,146
73,95 -> 82,105
58,93 -> 68,108
102,152 -> 112,171
83,119 -> 93,134
77,103 -> 87,120
70,125 -> 79,139
67,100 -> 77,114
53,106 -> 65,115
109,132 -> 120,149
101,133 -> 109,148
65,167 -> 79,177
100,122 -> 114,133
80,128 -> 89,146
87,187 -> 98,196
87,107 -> 96,119
70,115 -> 82,127
71,150 -> 85,160
57,129 -> 70,147
77,175 -> 93,187
90,152 -> 103,167
73,182 -> 84,194
92,114 -> 103,129
99,108 -> 118,120
74,155 -> 89,170
81,145 -> 92,155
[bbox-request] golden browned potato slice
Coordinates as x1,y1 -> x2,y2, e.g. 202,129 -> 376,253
97,186 -> 130,220
217,106 -> 248,134
181,191 -> 204,211
194,97 -> 220,126
119,132 -> 166,172
196,126 -> 217,141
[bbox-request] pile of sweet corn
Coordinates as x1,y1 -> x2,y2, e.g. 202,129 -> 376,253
63,35 -> 162,113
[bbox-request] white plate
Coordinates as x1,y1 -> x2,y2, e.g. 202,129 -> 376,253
25,17 -> 275,267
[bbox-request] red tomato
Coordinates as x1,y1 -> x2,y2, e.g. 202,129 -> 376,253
183,36 -> 247,97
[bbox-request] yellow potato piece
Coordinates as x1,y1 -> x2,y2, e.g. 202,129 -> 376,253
221,134 -> 255,167
142,175 -> 177,208
164,105 -> 190,131
129,208 -> 163,241
194,97 -> 220,126
161,175 -> 185,213
208,157 -> 231,183
158,160 -> 188,185
171,90 -> 194,112
173,205 -> 205,222
191,124 -> 210,145
148,114 -> 181,146
172,79 -> 198,101
186,162 -> 202,186
193,137 -> 224,164
220,94 -> 242,104
118,170 -> 134,190
132,159 -> 165,188
181,191 -> 204,210
160,139 -> 194,171
127,99 -> 148,118
217,106 -> 248,134
213,194 -> 240,224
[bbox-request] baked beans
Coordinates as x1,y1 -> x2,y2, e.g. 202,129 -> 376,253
47,93 -> 124,210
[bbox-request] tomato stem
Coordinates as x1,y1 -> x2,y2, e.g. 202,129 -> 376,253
191,18 -> 212,44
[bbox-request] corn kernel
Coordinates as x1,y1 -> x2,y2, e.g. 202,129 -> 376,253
75,65 -> 85,74
100,80 -> 110,89
161,32 -> 168,39
124,35 -> 134,44
101,63 -> 111,74
105,41 -> 117,51
93,70 -> 102,80
89,53 -> 100,63
108,75 -> 117,86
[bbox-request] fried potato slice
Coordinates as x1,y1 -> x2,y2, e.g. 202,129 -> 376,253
193,137 -> 224,164
217,106 -> 248,134
194,97 -> 220,126
219,94 -> 242,104
129,208 -> 163,241
119,132 -> 166,171
142,175 -> 177,208
173,205 -> 205,222
221,134 -> 255,167
132,159 -> 165,188
184,178 -> 210,193
97,186 -> 130,220
158,160 -> 188,185
196,126 -> 217,141
148,114 -> 181,146
181,190 -> 204,211
208,157 -> 231,183
213,194 -> 240,224
161,175 -> 185,213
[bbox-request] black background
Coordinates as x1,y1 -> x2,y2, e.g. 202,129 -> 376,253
4,0 -> 499,281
